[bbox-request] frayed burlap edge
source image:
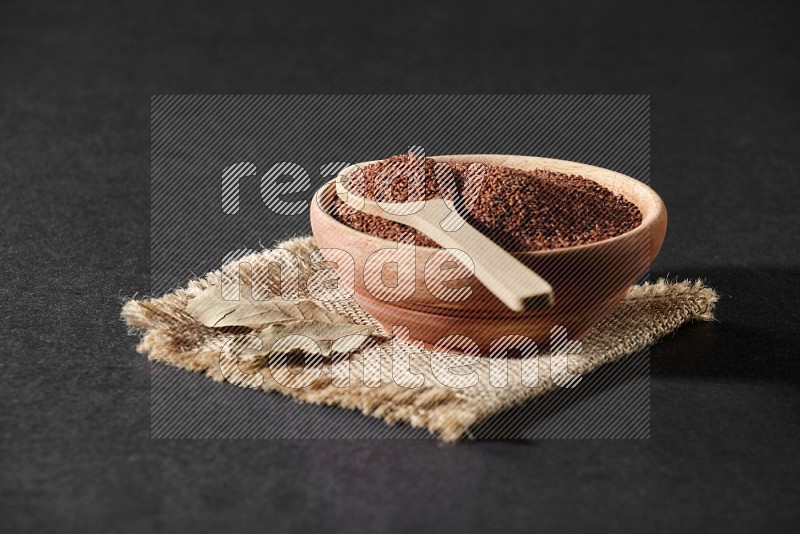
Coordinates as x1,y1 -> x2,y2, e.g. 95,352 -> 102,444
122,236 -> 718,441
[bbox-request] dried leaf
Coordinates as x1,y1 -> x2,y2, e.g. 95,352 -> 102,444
293,300 -> 354,325
186,282 -> 351,329
186,282 -> 378,357
252,320 -> 375,358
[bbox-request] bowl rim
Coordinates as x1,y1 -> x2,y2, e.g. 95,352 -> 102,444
312,154 -> 666,257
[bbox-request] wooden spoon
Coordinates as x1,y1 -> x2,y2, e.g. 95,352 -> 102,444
335,169 -> 554,312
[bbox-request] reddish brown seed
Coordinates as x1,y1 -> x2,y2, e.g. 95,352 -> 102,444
333,153 -> 643,251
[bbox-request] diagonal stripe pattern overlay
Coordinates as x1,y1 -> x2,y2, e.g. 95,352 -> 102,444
149,95 -> 651,439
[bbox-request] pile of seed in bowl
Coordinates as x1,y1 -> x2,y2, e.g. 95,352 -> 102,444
330,153 -> 643,251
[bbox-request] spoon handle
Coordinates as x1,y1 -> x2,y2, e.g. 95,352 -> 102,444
409,200 -> 554,312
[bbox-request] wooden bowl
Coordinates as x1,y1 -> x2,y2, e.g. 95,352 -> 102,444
310,155 -> 667,350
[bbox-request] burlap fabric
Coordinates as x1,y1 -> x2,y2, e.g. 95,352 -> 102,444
122,236 -> 718,441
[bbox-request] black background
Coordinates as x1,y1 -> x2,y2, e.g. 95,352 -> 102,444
2,0 -> 799,532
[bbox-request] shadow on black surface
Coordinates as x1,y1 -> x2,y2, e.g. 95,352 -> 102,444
147,266 -> 798,441
470,265 -> 800,439
649,266 -> 800,386
469,349 -> 650,440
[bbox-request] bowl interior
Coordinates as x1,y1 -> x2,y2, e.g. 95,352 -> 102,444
316,154 -> 665,256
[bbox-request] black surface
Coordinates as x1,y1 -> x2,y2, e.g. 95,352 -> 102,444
2,0 -> 799,532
